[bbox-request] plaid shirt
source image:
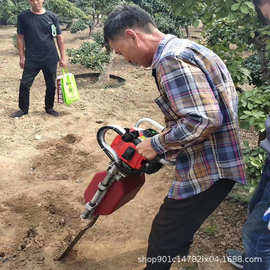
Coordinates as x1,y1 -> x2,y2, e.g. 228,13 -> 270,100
150,35 -> 246,200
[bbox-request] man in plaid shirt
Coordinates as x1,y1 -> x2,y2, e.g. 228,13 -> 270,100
104,5 -> 246,270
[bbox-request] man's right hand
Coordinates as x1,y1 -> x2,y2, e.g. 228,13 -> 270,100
19,57 -> 25,69
136,138 -> 158,160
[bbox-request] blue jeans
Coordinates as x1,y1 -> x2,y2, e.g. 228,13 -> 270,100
243,158 -> 270,270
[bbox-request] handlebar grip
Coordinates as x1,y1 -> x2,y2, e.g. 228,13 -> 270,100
133,138 -> 141,145
155,155 -> 175,166
141,155 -> 175,174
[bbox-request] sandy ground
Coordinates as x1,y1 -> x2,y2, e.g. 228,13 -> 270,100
0,27 -> 245,270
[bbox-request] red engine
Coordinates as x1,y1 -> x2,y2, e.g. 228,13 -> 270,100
110,129 -> 146,170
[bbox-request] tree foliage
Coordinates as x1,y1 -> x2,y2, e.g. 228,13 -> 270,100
45,0 -> 86,23
243,53 -> 263,87
70,0 -> 128,31
0,0 -> 86,25
165,0 -> 269,128
0,0 -> 28,25
167,0 -> 259,86
242,141 -> 266,189
239,86 -> 270,133
131,0 -> 184,37
67,39 -> 111,71
70,18 -> 90,33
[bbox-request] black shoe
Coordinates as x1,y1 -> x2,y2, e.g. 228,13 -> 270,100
45,108 -> 59,117
226,249 -> 244,269
10,110 -> 27,118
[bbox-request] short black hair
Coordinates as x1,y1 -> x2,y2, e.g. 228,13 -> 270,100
104,5 -> 156,47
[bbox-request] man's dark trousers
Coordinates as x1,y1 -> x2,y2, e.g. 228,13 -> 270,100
144,178 -> 235,270
19,62 -> 58,113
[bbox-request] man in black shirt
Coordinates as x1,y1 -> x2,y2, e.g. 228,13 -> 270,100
10,0 -> 66,118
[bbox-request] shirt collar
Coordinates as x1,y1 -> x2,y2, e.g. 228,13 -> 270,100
151,34 -> 176,69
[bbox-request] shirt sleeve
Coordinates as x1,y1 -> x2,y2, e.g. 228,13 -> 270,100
53,14 -> 62,35
151,55 -> 223,154
17,14 -> 24,35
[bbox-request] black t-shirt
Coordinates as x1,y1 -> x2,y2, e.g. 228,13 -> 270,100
17,10 -> 61,67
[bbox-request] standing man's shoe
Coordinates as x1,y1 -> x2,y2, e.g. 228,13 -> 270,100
45,108 -> 59,117
10,110 -> 27,118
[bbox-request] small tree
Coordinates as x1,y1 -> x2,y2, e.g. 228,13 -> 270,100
67,41 -> 110,71
69,0 -> 128,34
67,30 -> 112,85
67,0 -> 128,84
70,18 -> 93,36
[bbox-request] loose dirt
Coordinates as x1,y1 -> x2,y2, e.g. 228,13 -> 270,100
0,26 -> 248,270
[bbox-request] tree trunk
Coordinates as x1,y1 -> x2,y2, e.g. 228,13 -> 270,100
98,53 -> 114,86
65,20 -> 73,31
88,24 -> 92,37
185,26 -> 190,38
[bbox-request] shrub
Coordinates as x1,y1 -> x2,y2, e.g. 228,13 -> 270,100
67,42 -> 111,71
243,54 -> 263,87
242,141 -> 266,190
239,85 -> 270,133
70,19 -> 88,33
91,31 -> 105,46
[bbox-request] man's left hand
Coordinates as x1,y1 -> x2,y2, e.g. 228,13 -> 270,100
263,207 -> 270,231
59,58 -> 67,68
136,138 -> 157,160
